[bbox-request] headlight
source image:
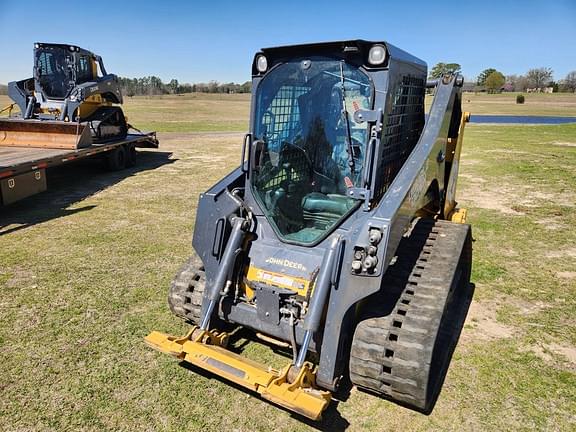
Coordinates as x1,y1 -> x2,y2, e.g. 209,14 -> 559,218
368,45 -> 387,66
256,55 -> 268,73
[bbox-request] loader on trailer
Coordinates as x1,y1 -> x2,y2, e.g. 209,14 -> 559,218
0,43 -> 158,206
146,40 -> 472,420
1,42 -> 129,149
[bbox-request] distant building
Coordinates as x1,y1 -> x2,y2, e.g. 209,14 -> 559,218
526,87 -> 554,93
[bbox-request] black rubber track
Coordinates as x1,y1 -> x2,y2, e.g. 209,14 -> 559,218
349,218 -> 473,413
167,252 -> 206,324
86,106 -> 128,143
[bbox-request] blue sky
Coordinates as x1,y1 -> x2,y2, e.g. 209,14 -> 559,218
0,0 -> 574,84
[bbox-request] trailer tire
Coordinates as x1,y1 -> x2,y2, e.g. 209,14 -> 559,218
167,252 -> 206,324
106,146 -> 126,171
125,144 -> 137,168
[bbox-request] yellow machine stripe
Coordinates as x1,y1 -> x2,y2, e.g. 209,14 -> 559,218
444,111 -> 470,219
246,265 -> 310,296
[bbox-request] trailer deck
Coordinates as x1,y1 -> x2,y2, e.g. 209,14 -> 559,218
0,133 -> 158,206
0,146 -> 69,171
0,133 -> 157,177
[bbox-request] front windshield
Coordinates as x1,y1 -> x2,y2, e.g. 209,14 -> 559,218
252,57 -> 372,244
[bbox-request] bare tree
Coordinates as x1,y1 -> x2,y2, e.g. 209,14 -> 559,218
169,79 -> 179,94
561,71 -> 576,92
506,74 -> 529,92
208,80 -> 219,93
526,67 -> 553,89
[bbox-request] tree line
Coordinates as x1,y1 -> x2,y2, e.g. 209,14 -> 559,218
0,78 -> 251,97
429,63 -> 576,93
3,67 -> 575,97
117,77 -> 251,96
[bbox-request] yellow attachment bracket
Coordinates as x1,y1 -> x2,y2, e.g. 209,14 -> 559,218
0,103 -> 16,116
448,207 -> 468,224
443,111 -> 470,220
145,328 -> 331,420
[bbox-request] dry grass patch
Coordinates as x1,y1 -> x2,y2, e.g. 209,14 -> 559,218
426,92 -> 576,116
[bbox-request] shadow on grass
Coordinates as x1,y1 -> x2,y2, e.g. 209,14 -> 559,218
178,359 -> 351,431
0,150 -> 175,236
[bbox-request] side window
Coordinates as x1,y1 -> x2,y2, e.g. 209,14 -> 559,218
77,56 -> 93,83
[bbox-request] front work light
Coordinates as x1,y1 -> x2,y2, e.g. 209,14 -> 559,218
368,45 -> 387,66
256,55 -> 268,73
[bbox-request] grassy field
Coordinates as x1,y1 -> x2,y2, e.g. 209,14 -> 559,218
456,92 -> 576,116
2,91 -> 576,128
0,93 -> 250,132
0,93 -> 575,431
121,93 -> 250,132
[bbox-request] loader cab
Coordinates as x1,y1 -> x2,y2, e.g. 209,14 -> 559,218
249,51 -> 374,244
34,43 -> 100,100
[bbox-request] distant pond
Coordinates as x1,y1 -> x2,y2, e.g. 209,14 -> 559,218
469,115 -> 576,124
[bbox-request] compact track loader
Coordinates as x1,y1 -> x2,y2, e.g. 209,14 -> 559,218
0,43 -> 128,149
146,40 -> 473,420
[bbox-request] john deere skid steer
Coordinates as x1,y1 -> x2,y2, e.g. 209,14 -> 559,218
146,40 -> 473,420
0,43 -> 128,149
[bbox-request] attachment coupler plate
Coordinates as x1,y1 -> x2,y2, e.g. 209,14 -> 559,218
145,328 -> 331,420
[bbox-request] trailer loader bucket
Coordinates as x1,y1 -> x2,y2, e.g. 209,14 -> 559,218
145,328 -> 331,420
0,119 -> 92,149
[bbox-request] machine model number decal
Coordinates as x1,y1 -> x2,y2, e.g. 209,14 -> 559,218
256,269 -> 306,291
246,266 -> 309,295
265,257 -> 307,272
